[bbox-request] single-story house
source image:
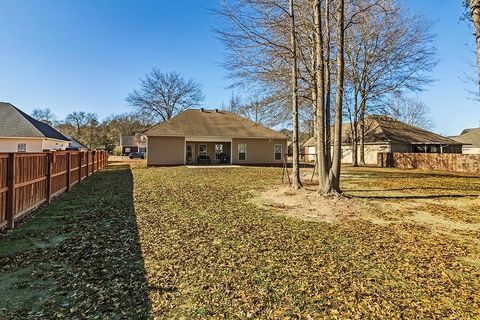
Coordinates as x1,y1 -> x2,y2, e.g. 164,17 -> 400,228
303,115 -> 463,165
145,108 -> 288,166
120,134 -> 147,155
450,128 -> 480,154
0,102 -> 70,153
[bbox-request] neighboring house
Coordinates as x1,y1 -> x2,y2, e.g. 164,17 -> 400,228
145,108 -> 288,166
303,115 -> 463,165
120,134 -> 147,155
0,102 -> 70,152
451,128 -> 480,154
62,133 -> 87,150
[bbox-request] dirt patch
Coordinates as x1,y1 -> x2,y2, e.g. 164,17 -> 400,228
255,185 -> 364,223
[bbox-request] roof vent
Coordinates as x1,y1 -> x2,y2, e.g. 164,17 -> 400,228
201,108 -> 205,112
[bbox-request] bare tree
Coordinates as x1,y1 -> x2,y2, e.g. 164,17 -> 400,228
344,1 -> 435,165
31,108 -> 56,125
126,69 -> 205,122
62,111 -> 101,148
466,0 -> 480,89
289,0 -> 302,189
327,0 -> 345,193
384,95 -> 433,129
227,93 -> 290,127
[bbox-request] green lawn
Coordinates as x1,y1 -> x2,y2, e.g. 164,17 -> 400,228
1,164 -> 479,319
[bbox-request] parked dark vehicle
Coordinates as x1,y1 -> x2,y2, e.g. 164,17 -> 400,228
129,152 -> 145,159
197,155 -> 211,164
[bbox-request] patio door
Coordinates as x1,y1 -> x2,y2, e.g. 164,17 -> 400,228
186,143 -> 195,164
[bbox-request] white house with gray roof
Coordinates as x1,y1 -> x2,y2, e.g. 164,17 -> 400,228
0,102 -> 70,153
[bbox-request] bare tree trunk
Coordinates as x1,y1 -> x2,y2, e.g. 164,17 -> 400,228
471,0 -> 480,90
351,90 -> 358,167
290,0 -> 302,189
324,0 -> 344,194
324,0 -> 332,169
359,93 -> 366,166
314,0 -> 328,192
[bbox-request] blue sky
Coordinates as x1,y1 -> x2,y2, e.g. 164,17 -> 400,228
0,0 -> 478,135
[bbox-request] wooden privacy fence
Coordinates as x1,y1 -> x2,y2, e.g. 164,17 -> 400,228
378,152 -> 480,174
0,150 -> 108,230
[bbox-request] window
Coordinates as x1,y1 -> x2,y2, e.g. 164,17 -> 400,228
125,147 -> 131,153
199,144 -> 207,156
17,143 -> 27,153
274,144 -> 282,161
215,144 -> 223,160
238,144 -> 247,161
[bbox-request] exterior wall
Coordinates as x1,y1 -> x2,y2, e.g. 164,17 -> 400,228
147,136 -> 184,165
0,138 -> 44,152
303,144 -> 390,165
304,146 -> 316,162
42,139 -> 68,151
463,146 -> 480,154
186,142 -> 231,164
231,138 -> 287,165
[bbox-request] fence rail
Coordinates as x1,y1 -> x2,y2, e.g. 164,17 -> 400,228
0,150 -> 108,230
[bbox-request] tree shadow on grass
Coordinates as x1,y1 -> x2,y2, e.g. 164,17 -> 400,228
0,165 -> 151,319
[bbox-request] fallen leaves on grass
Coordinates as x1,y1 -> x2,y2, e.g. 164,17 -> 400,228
133,167 -> 480,319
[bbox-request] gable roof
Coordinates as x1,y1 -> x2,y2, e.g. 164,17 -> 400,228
62,133 -> 87,149
0,102 -> 69,141
451,127 -> 480,147
120,135 -> 137,146
146,109 -> 287,139
303,115 -> 461,147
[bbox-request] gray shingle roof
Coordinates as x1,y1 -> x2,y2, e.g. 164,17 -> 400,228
120,135 -> 137,146
62,133 -> 87,149
303,116 -> 461,147
146,109 -> 287,139
451,127 -> 480,147
0,102 -> 69,141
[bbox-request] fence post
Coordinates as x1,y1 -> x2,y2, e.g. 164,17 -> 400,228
93,150 -> 96,173
46,152 -> 53,204
78,152 -> 82,183
6,153 -> 16,229
66,152 -> 71,191
86,152 -> 90,178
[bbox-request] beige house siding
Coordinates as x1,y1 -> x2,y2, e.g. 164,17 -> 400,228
42,139 -> 69,151
463,146 -> 480,154
0,138 -> 43,152
147,136 -> 184,165
303,144 -> 390,165
232,138 -> 287,165
0,137 -> 68,153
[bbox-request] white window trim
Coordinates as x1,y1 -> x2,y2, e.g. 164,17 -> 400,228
17,143 -> 27,153
198,143 -> 207,157
274,144 -> 282,161
238,143 -> 247,161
